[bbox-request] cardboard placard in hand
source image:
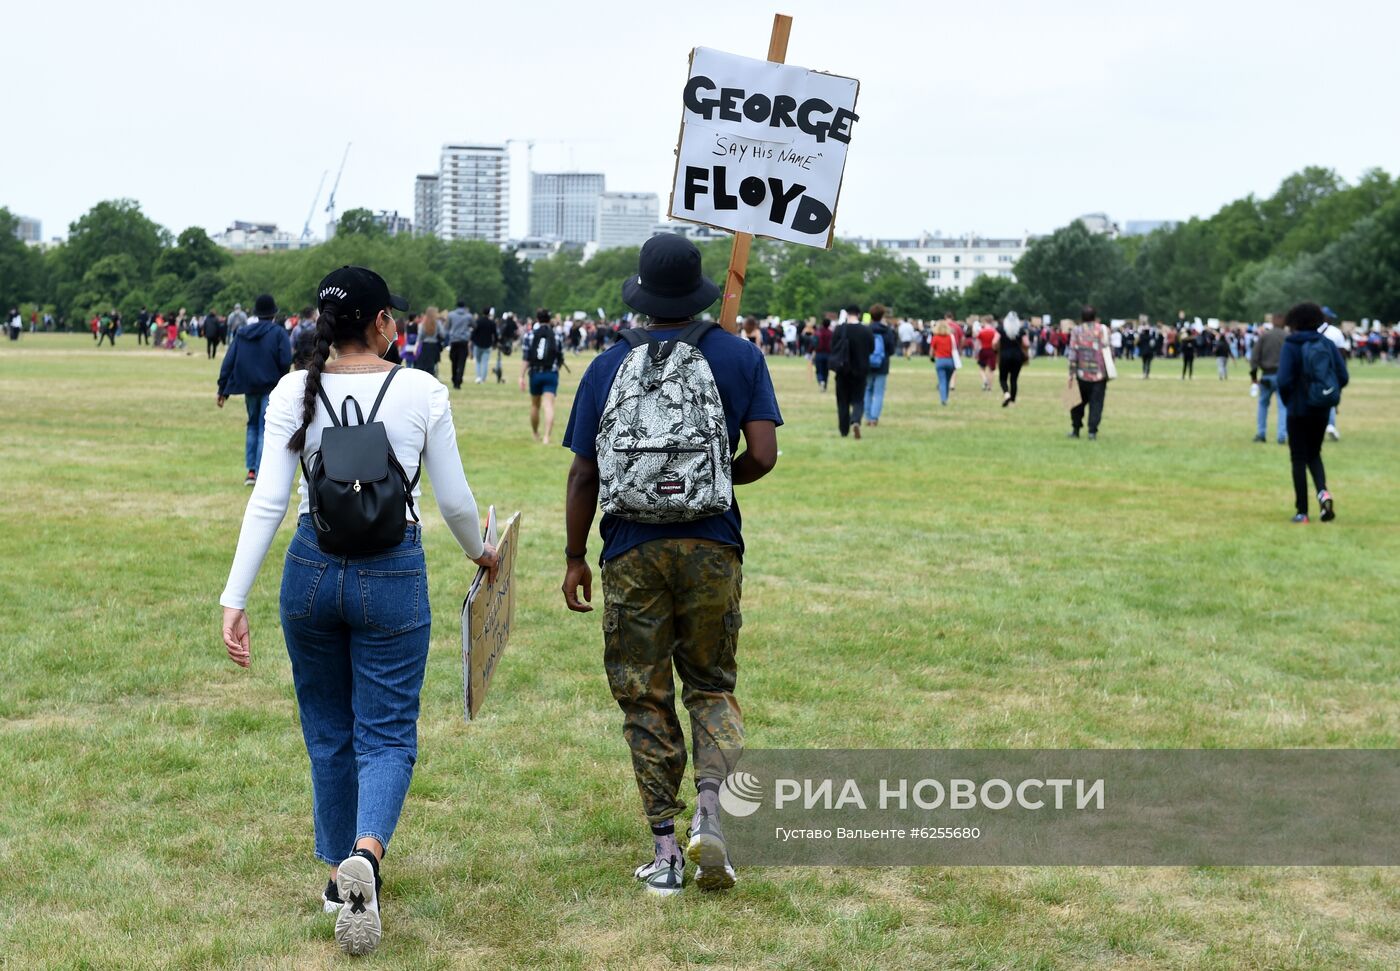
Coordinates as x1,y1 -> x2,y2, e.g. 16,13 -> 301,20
461,508 -> 521,722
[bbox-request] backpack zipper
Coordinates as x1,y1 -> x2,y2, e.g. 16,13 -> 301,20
614,445 -> 706,454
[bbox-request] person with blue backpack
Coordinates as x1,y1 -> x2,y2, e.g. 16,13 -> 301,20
1276,302 -> 1348,524
863,304 -> 895,426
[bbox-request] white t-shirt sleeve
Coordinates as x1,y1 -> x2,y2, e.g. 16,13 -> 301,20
219,375 -> 304,609
421,381 -> 485,559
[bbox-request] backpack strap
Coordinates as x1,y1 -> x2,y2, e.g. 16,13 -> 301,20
619,328 -> 654,349
365,366 -> 402,423
316,385 -> 341,428
677,321 -> 716,348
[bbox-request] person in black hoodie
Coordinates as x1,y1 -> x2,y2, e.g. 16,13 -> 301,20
830,304 -> 874,439
217,293 -> 293,486
1276,302 -> 1349,524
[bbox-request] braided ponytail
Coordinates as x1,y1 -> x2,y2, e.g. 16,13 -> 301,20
287,310 -> 336,453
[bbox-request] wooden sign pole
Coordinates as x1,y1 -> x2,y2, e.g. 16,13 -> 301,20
718,13 -> 793,333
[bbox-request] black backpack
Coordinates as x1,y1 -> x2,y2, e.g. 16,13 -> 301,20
301,367 -> 419,556
529,325 -> 561,372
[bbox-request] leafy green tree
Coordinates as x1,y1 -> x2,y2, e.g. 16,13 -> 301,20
335,208 -> 385,238
1016,221 -> 1137,320
0,208 -> 42,311
65,200 -> 169,288
155,226 -> 229,281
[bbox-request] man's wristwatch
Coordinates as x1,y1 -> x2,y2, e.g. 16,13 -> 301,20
565,548 -> 588,562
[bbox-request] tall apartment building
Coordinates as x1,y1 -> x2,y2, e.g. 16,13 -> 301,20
850,233 -> 1032,294
437,144 -> 509,242
596,192 -> 659,250
414,175 -> 440,237
530,172 -> 606,244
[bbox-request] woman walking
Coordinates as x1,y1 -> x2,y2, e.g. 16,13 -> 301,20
997,312 -> 1030,406
929,320 -> 957,405
218,267 -> 497,956
415,307 -> 442,378
975,316 -> 998,392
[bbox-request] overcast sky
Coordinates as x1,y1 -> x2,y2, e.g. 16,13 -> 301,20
6,0 -> 1397,243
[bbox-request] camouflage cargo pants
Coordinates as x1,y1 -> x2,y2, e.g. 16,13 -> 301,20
601,538 -> 744,824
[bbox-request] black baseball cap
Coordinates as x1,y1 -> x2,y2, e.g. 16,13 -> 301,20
316,265 -> 409,322
621,234 -> 720,318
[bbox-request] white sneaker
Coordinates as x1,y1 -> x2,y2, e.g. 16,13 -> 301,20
334,855 -> 382,956
633,856 -> 685,896
1326,425 -> 1340,441
321,878 -> 344,914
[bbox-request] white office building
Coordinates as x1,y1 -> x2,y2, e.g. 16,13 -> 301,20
651,220 -> 730,243
531,172 -> 606,244
212,221 -> 317,252
437,144 -> 510,242
596,192 -> 659,250
1077,212 -> 1120,238
851,233 -> 1032,294
414,175 -> 440,237
372,210 -> 412,237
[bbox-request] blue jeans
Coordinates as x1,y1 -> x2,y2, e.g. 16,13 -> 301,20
1256,374 -> 1287,442
1328,406 -> 1337,428
244,393 -> 269,473
934,358 -> 955,404
473,345 -> 492,382
864,372 -> 888,421
280,517 -> 431,864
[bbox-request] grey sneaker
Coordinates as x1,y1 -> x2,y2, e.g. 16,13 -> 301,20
334,854 -> 382,956
633,855 -> 685,896
686,810 -> 736,892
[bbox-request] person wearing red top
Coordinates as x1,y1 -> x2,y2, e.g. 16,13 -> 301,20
975,318 -> 998,392
812,320 -> 833,391
929,321 -> 957,405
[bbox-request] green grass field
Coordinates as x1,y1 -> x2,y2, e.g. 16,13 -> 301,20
3,333 -> 1399,970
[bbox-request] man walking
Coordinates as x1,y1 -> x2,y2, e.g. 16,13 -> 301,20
831,304 -> 873,439
1250,313 -> 1288,444
1277,302 -> 1348,523
226,302 -> 248,338
216,293 -> 291,486
561,234 -> 781,896
136,306 -> 151,345
1066,306 -> 1112,440
471,308 -> 496,384
863,304 -> 894,426
494,312 -> 519,383
445,299 -> 473,389
519,310 -> 562,444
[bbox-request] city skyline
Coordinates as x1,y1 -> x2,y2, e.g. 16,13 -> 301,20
5,0 -> 1398,245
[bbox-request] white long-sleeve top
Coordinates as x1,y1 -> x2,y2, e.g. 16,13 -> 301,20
219,367 -> 483,609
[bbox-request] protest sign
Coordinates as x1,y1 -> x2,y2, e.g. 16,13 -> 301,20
461,507 -> 521,722
668,45 -> 859,250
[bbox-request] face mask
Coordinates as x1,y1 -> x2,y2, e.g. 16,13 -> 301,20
378,314 -> 394,358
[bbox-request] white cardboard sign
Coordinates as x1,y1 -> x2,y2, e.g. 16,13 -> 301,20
668,47 -> 860,248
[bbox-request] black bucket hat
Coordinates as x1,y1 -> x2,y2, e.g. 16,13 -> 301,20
316,265 -> 409,322
621,234 -> 720,319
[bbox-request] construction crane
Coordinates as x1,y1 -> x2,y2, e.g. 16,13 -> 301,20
324,142 -> 352,230
301,170 -> 327,240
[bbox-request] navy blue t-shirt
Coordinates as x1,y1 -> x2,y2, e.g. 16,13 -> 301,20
563,325 -> 783,562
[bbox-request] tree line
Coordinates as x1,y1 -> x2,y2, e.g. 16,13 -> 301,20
4,166 -> 1395,329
